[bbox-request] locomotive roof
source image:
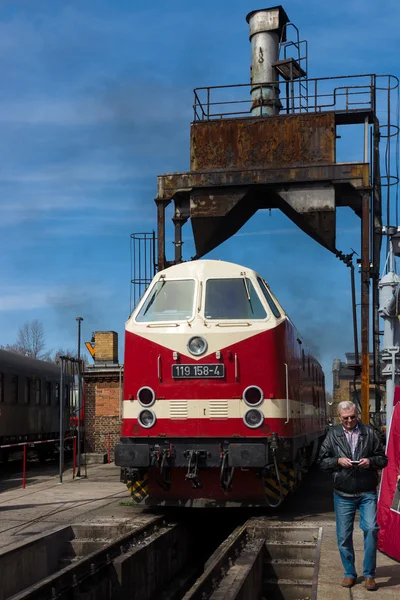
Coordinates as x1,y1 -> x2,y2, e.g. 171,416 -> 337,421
0,348 -> 61,375
157,259 -> 261,279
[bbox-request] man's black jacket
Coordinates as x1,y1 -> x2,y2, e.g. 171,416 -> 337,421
318,422 -> 388,495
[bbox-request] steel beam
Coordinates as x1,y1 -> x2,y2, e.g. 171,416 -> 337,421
361,190 -> 371,424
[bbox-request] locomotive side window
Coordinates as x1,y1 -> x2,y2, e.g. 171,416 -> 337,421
136,279 -> 195,322
257,278 -> 281,318
55,383 -> 60,406
204,278 -> 266,320
0,373 -> 3,403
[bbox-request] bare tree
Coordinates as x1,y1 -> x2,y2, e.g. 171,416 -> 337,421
16,319 -> 47,359
0,343 -> 25,354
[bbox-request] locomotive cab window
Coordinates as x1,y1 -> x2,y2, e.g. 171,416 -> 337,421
204,278 -> 266,320
136,279 -> 195,322
257,278 -> 281,318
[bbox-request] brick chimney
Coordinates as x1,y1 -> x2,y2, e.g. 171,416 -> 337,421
93,331 -> 118,364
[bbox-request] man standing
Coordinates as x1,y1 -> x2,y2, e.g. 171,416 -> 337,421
318,400 -> 388,591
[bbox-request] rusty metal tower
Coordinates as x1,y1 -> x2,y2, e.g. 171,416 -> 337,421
154,6 -> 399,424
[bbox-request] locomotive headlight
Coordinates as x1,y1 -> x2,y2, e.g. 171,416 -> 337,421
138,409 -> 156,429
243,408 -> 264,429
243,385 -> 264,407
137,386 -> 155,407
187,336 -> 208,356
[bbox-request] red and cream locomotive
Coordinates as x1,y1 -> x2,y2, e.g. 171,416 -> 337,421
115,259 -> 326,506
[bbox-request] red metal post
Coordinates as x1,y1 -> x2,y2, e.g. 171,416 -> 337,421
22,444 -> 27,489
108,432 -> 111,464
73,436 -> 76,478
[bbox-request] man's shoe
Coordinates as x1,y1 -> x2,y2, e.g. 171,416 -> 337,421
341,578 -> 356,588
365,578 -> 377,591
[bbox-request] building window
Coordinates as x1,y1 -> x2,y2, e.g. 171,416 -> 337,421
46,382 -> 52,405
35,379 -> 41,404
25,377 -> 31,404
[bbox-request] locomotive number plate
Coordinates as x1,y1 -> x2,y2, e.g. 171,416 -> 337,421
172,364 -> 225,378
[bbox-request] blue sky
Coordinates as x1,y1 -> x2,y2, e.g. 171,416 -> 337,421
0,0 -> 399,390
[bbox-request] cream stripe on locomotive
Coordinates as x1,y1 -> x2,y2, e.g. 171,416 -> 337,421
123,398 -> 323,419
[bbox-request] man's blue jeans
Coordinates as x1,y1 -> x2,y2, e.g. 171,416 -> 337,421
334,492 -> 378,579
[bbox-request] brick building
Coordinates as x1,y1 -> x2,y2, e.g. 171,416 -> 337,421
332,353 -> 385,425
84,331 -> 123,460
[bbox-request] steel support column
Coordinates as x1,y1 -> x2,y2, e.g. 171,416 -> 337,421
156,199 -> 170,271
361,191 -> 371,423
172,216 -> 188,264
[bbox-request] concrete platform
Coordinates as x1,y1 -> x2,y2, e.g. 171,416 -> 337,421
0,462 -> 143,553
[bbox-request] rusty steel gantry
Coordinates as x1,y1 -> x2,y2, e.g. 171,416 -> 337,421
154,6 -> 398,425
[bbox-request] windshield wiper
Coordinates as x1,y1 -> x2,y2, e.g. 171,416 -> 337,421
241,271 -> 255,315
143,277 -> 166,316
241,272 -> 251,301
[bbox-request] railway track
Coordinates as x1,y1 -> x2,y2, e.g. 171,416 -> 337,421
2,514 -> 321,600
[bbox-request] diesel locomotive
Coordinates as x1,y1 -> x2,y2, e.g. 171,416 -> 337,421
115,259 -> 326,507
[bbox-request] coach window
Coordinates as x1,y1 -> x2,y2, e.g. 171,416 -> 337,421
11,375 -> 18,403
0,373 -> 3,403
205,278 -> 266,320
24,377 -> 31,404
46,382 -> 52,405
136,279 -> 195,322
55,383 -> 60,406
257,278 -> 281,318
35,379 -> 41,404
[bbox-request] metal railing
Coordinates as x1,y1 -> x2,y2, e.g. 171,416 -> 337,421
193,74 -> 398,121
130,231 -> 157,313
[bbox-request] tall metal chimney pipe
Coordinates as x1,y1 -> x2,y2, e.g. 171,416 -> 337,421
246,6 -> 289,116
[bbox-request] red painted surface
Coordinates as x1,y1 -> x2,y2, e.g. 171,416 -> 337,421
148,467 -> 265,501
124,325 -> 287,400
122,320 -> 325,439
121,417 -> 324,438
378,394 -> 400,561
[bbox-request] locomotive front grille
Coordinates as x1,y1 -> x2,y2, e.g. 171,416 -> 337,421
209,399 -> 229,418
169,400 -> 188,419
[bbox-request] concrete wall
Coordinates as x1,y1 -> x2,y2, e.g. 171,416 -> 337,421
0,526 -> 72,600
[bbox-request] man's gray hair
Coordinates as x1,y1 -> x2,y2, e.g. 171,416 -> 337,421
338,401 -> 357,414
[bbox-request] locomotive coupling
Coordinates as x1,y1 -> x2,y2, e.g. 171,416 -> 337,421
269,432 -> 279,451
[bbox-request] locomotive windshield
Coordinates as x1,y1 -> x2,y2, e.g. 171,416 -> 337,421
204,278 -> 267,320
136,279 -> 195,322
